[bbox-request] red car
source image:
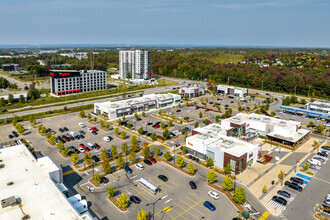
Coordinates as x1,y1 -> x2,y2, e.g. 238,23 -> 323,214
94,143 -> 100,149
149,156 -> 157,163
64,137 -> 70,142
91,127 -> 98,132
79,143 -> 85,148
84,146 -> 90,152
154,124 -> 160,129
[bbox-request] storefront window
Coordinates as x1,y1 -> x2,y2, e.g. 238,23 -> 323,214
230,159 -> 236,172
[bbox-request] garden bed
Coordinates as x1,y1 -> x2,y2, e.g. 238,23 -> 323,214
47,140 -> 55,146
88,121 -> 96,124
115,134 -> 126,140
73,164 -> 80,169
58,150 -> 68,158
90,179 -> 101,187
108,197 -> 127,212
154,156 -> 194,177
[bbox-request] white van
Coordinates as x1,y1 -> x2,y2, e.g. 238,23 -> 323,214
102,136 -> 110,142
307,159 -> 321,166
87,143 -> 94,149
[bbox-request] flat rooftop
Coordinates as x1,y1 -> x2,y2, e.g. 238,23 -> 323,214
0,144 -> 89,220
267,128 -> 310,143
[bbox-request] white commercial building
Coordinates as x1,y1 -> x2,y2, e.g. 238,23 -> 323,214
305,100 -> 330,115
216,85 -> 248,97
187,123 -> 258,174
94,93 -> 181,120
179,86 -> 205,98
50,70 -> 107,96
119,50 -> 152,80
0,144 -> 93,220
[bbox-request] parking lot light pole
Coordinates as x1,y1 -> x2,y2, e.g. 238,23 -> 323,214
146,198 -> 161,220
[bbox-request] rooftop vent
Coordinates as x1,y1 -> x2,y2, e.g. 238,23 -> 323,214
278,121 -> 287,127
262,117 -> 271,122
1,196 -> 17,208
231,118 -> 241,123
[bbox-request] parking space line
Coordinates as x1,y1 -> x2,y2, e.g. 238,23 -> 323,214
190,193 -> 203,201
185,196 -> 209,212
137,184 -> 157,198
180,200 -> 204,216
0,135 -> 4,142
152,177 -> 173,189
172,203 -> 195,220
130,186 -> 150,201
168,180 -> 178,186
174,202 -> 199,220
161,144 -> 171,149
110,174 -> 119,181
168,207 -> 186,220
80,185 -> 87,194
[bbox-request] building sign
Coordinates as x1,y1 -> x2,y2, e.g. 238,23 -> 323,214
188,142 -> 193,146
247,123 -> 250,128
59,73 -> 70,77
249,152 -> 253,158
50,71 -> 80,78
117,108 -> 131,114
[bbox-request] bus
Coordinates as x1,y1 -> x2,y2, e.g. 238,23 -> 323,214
138,178 -> 160,195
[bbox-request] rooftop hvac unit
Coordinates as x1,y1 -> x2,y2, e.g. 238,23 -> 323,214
278,121 -> 287,127
1,196 -> 17,208
262,117 -> 271,122
231,118 -> 241,123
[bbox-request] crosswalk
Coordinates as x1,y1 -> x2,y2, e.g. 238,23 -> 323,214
267,199 -> 286,211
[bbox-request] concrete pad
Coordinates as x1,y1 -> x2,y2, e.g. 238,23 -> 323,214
296,137 -> 321,153
237,162 -> 273,185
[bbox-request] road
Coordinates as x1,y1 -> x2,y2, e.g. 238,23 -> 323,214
0,72 -> 50,89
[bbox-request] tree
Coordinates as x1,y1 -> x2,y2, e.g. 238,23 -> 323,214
168,120 -> 173,127
206,157 -> 214,167
184,133 -> 188,142
176,156 -> 185,167
71,153 -> 79,164
105,122 -> 110,130
93,173 -> 101,182
120,131 -> 127,139
204,119 -> 210,125
138,127 -> 144,135
16,124 -> 25,134
141,111 -> 145,117
121,143 -> 129,155
255,109 -> 261,114
106,185 -> 116,197
178,103 -> 181,108
128,151 -> 136,162
122,115 -> 126,121
224,162 -> 231,174
316,124 -> 325,133
303,162 -> 310,170
163,151 -> 172,161
117,193 -> 129,209
127,122 -> 133,129
29,115 -> 35,124
134,112 -> 138,120
278,170 -> 284,185
199,112 -> 203,118
182,146 -> 187,154
87,113 -> 92,120
207,169 -> 217,183
160,122 -> 166,129
154,147 -> 161,156
222,176 -> 234,191
163,129 -> 170,139
262,185 -> 268,194
99,119 -> 104,127
194,122 -> 199,128
270,111 -> 276,117
187,161 -> 196,174
61,147 -> 70,156
100,148 -> 109,161
37,124 -> 42,132
8,94 -> 14,103
102,159 -> 111,173
215,115 -> 220,122
114,127 -> 119,134
150,133 -> 156,141
19,95 -> 25,104
233,188 -> 246,204
93,117 -> 97,123
117,119 -> 122,125
83,153 -> 93,167
40,126 -> 47,134
116,156 -> 125,168
56,141 -> 63,150
46,131 -> 51,139
238,106 -> 242,112
308,121 -> 315,127
111,145 -> 119,158
0,97 -> 5,107
80,110 -> 85,118
49,135 -> 56,143
137,208 -> 148,220
141,146 -> 151,158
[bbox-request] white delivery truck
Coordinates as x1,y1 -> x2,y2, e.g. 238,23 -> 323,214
69,131 -> 78,138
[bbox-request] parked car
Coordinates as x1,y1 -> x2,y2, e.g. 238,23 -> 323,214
313,157 -> 325,163
144,159 -> 152,166
79,143 -> 85,148
203,201 -> 216,211
321,146 -> 330,151
87,143 -> 95,149
92,131 -> 97,135
134,163 -> 144,171
125,166 -> 133,174
91,127 -> 98,132
12,131 -> 19,137
63,127 -> 68,131
92,155 -> 100,162
153,124 -> 160,129
208,191 -> 219,200
79,134 -> 85,139
130,196 -> 141,204
99,176 -> 109,184
79,148 -> 85,153
149,157 -> 157,163
158,175 -> 168,182
176,109 -> 181,112
84,146 -> 90,152
189,181 -> 197,189
59,128 -> 64,133
308,159 -> 322,166
317,151 -> 328,157
103,136 -> 111,142
79,130 -> 85,135
79,122 -> 86,128
284,181 -> 303,192
290,177 -> 305,185
94,143 -> 100,149
272,196 -> 287,205
277,190 -> 291,198
320,150 -> 329,156
184,127 -> 191,132
146,121 -> 153,125
8,134 -> 13,139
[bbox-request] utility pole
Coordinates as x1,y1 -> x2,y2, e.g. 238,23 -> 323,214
261,80 -> 264,91
294,85 -> 297,96
308,85 -> 311,99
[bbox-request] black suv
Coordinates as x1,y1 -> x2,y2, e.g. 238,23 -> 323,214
144,159 -> 152,166
189,181 -> 197,189
285,181 -> 303,192
290,177 -> 304,185
277,190 -> 291,198
158,175 -> 168,182
130,196 -> 141,204
272,196 -> 287,205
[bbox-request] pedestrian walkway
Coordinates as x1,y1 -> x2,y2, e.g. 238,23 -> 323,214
258,211 -> 270,220
267,200 -> 286,212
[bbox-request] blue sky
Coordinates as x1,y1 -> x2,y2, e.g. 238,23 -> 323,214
0,0 -> 329,47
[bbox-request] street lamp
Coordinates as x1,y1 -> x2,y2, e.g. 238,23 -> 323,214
146,198 -> 162,220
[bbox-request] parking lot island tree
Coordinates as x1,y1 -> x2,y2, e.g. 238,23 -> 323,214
207,169 -> 217,183
71,153 -> 79,164
117,193 -> 129,209
199,112 -> 203,118
87,113 -> 92,120
46,131 -> 51,139
102,159 -> 111,173
222,176 -> 234,191
111,145 -> 119,158
178,103 -> 181,108
127,122 -> 133,129
129,151 -> 137,163
194,122 -> 199,128
99,119 -> 104,127
134,112 -> 139,120
160,122 -> 166,129
278,170 -> 285,185
100,148 -> 109,161
120,131 -> 127,139
168,119 -> 173,127
37,124 -> 42,132
154,147 -> 161,156
163,151 -> 172,161
215,115 -> 220,122
262,185 -> 268,194
49,135 -> 56,143
83,153 -> 93,168
79,110 -> 85,118
176,156 -> 185,168
224,162 -> 231,174
40,126 -> 47,134
141,145 -> 151,158
150,133 -> 156,141
141,111 -> 145,117
138,127 -> 144,135
93,117 -> 97,123
163,129 -> 170,139
63,147 -> 70,156
316,124 -> 325,133
106,185 -> 116,197
116,156 -> 125,168
184,133 -> 188,142
114,127 -> 119,134
122,115 -> 126,121
16,124 -> 25,134
104,122 -> 110,130
121,143 -> 129,155
187,161 -> 196,174
117,119 -> 122,126
206,157 -> 214,167
137,208 -> 148,220
56,141 -> 64,150
93,173 -> 101,182
233,188 -> 246,204
181,146 -> 187,154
